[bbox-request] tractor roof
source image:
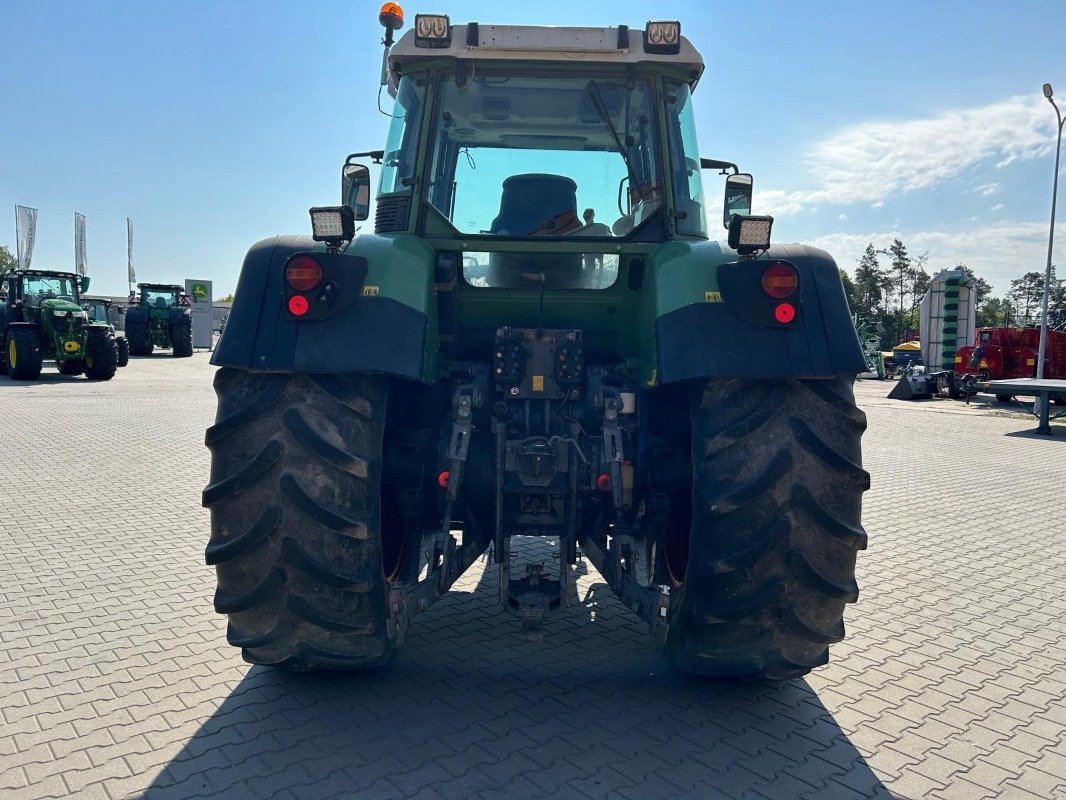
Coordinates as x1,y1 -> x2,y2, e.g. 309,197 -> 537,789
388,22 -> 704,88
9,269 -> 81,280
138,283 -> 184,291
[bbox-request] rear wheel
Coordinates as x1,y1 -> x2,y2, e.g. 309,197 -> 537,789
6,329 -> 43,381
84,329 -> 118,381
116,337 -> 130,367
171,322 -> 193,357
127,322 -> 153,355
666,376 -> 868,679
203,369 -> 396,670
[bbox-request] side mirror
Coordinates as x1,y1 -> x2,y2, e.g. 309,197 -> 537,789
80,276 -> 91,293
723,173 -> 753,229
342,163 -> 371,221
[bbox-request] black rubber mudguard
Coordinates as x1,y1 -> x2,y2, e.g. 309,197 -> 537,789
655,244 -> 866,382
211,236 -> 427,378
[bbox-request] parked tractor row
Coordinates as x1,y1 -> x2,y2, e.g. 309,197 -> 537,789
0,271 -> 195,381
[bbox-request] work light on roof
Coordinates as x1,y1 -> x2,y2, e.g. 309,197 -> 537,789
644,20 -> 681,54
415,14 -> 451,47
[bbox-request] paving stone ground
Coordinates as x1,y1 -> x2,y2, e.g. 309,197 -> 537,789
1,355 -> 1064,800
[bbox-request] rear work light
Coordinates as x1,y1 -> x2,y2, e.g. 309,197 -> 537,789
761,262 -> 799,299
644,20 -> 681,54
415,13 -> 451,47
285,255 -> 323,293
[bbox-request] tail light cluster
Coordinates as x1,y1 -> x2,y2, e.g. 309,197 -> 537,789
281,251 -> 370,321
285,256 -> 323,316
760,261 -> 798,325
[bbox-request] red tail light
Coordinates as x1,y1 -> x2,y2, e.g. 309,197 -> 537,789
285,256 -> 323,292
774,303 -> 796,324
288,295 -> 309,316
761,262 -> 798,299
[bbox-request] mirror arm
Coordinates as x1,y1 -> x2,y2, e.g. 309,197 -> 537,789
700,158 -> 739,174
347,150 -> 385,165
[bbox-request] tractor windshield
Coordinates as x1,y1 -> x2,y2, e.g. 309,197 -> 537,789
143,288 -> 179,308
426,73 -> 664,240
22,275 -> 79,307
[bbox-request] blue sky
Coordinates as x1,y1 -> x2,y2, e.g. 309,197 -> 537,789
1,0 -> 1063,296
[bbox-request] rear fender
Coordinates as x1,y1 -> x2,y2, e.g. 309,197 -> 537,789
211,234 -> 435,379
652,243 -> 866,382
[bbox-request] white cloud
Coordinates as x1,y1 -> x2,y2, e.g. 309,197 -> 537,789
838,213 -> 848,221
805,221 -> 1049,295
758,95 -> 1056,216
991,203 -> 1005,211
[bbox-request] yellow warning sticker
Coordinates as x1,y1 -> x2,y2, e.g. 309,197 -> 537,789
705,291 -> 723,303
1027,358 -> 1035,366
532,375 -> 545,392
362,286 -> 380,296
954,356 -> 962,364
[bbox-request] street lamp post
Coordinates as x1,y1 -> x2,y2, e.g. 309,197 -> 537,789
1037,83 -> 1064,381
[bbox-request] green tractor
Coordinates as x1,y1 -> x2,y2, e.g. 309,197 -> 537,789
82,297 -> 130,367
204,12 -> 869,679
0,270 -> 118,381
124,283 -> 193,357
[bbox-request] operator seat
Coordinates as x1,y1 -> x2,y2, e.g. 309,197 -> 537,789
487,174 -> 585,287
489,174 -> 581,237
154,297 -> 167,309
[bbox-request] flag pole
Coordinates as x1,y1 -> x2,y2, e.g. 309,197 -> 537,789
14,205 -> 21,271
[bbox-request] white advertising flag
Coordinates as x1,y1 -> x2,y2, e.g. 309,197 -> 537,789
127,218 -> 136,283
15,205 -> 38,270
75,212 -> 88,276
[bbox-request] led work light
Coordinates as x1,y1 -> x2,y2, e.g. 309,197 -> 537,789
415,14 -> 451,47
644,20 -> 681,54
727,215 -> 774,257
309,206 -> 355,247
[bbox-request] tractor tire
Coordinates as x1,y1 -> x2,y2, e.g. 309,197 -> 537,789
127,322 -> 153,356
84,329 -> 118,381
116,337 -> 130,367
203,369 -> 396,670
171,323 -> 193,357
6,328 -> 43,381
995,394 -> 1012,404
666,376 -> 868,680
1054,397 -> 1065,407
58,359 -> 85,375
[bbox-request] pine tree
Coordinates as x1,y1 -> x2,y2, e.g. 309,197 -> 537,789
853,244 -> 886,319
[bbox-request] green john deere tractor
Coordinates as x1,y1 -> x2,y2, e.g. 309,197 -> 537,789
124,283 -> 193,357
204,12 -> 869,679
82,297 -> 130,367
1,270 -> 118,381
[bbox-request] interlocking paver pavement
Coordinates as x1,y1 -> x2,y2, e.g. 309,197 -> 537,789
2,358 -> 1064,799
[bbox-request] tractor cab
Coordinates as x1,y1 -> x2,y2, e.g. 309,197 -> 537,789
82,297 -> 114,324
137,284 -> 186,310
5,270 -> 87,316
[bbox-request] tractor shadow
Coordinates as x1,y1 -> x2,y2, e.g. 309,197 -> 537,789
140,550 -> 897,800
1005,427 -> 1066,441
